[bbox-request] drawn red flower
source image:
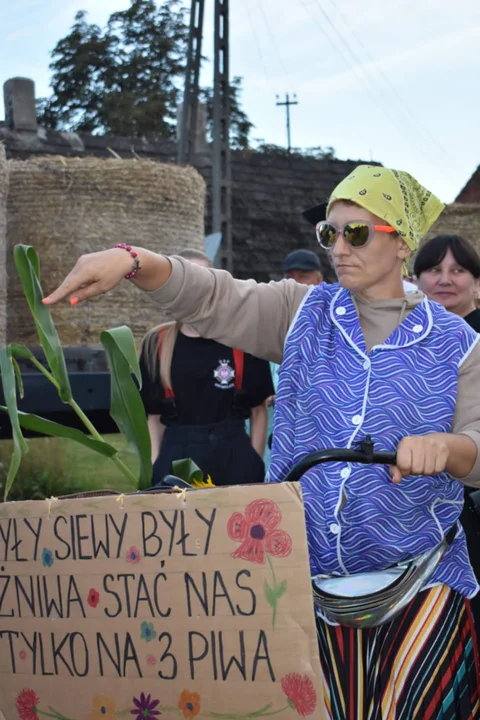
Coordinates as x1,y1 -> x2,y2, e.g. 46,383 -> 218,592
227,498 -> 292,564
87,589 -> 100,608
16,689 -> 40,720
146,654 -> 157,666
19,650 -> 27,661
281,674 -> 317,717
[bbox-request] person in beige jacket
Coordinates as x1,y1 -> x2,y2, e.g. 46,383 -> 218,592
44,165 -> 480,718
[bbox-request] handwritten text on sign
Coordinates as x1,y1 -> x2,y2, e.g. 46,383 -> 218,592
0,483 -> 324,719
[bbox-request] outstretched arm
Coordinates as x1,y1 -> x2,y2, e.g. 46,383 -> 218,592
43,247 -> 173,302
43,248 -> 310,363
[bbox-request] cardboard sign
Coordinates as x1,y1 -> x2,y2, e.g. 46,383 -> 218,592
0,482 -> 324,720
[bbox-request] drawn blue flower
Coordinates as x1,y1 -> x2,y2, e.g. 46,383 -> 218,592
140,621 -> 156,643
41,548 -> 54,568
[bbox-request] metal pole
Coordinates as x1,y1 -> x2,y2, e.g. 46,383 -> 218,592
178,0 -> 205,165
212,0 -> 232,272
286,93 -> 291,152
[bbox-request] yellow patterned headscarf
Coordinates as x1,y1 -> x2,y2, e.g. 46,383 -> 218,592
327,165 -> 444,250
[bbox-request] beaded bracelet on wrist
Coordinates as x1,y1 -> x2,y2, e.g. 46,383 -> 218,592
114,243 -> 141,280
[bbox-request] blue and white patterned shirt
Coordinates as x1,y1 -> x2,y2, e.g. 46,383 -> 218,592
267,283 -> 479,598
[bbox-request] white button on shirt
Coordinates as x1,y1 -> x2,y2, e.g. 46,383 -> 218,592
329,523 -> 340,535
412,324 -> 423,333
336,306 -> 346,316
363,359 -> 370,370
340,467 -> 351,480
352,414 -> 362,425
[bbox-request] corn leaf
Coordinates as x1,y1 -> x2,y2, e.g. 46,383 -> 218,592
0,347 -> 29,500
9,343 -> 37,360
13,245 -> 71,402
11,358 -> 24,399
0,407 -> 119,457
100,327 -> 151,489
172,458 -> 204,487
10,343 -> 59,387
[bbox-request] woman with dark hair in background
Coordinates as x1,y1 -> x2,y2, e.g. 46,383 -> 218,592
415,233 -> 480,645
415,234 -> 480,329
139,248 -> 273,487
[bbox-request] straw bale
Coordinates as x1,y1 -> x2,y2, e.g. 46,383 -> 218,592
0,144 -> 7,347
6,156 -> 205,346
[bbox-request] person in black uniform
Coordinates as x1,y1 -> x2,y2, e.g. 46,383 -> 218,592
139,249 -> 274,487
415,233 -> 480,644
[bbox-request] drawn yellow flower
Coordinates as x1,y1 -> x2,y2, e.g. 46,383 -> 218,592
88,695 -> 117,720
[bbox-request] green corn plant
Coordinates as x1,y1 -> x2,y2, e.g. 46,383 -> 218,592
0,245 -> 152,501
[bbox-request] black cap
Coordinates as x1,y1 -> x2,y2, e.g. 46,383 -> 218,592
301,202 -> 327,227
283,249 -> 322,273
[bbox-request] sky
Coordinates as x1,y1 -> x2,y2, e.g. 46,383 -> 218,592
1,0 -> 479,203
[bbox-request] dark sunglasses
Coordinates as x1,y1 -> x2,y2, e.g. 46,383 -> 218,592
316,220 -> 396,250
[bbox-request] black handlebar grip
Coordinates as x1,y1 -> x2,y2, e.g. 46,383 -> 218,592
283,448 -> 397,483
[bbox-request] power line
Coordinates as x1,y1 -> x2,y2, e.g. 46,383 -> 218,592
308,0 -> 448,171
298,0 -> 454,176
244,0 -> 279,97
256,2 -> 290,78
323,0 -> 464,176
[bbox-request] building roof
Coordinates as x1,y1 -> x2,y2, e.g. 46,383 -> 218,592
456,166 -> 480,203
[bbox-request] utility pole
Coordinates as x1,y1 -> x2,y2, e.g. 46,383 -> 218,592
212,0 -> 232,272
178,0 -> 205,164
276,93 -> 298,153
179,0 -> 232,272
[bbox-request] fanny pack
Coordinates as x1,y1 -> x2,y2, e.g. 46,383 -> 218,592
311,525 -> 457,628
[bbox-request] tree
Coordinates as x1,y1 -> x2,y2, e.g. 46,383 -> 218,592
252,142 -> 336,160
36,10 -> 114,133
199,76 -> 254,151
37,0 -> 188,139
37,0 -> 254,147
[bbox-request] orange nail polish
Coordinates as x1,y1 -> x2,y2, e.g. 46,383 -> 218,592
42,298 -> 50,305
70,297 -> 79,306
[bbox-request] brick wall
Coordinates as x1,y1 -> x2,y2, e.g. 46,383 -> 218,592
196,151 -> 365,282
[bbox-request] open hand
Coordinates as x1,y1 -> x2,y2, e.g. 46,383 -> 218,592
390,435 -> 449,483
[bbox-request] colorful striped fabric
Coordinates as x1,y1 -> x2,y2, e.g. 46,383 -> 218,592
317,586 -> 480,719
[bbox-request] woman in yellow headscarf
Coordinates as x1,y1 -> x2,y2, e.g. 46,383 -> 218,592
45,165 -> 480,718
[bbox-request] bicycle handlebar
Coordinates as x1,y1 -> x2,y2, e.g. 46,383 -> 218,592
283,441 -> 397,483
157,437 -> 397,488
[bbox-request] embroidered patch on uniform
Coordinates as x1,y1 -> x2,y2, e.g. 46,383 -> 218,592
214,359 -> 235,389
